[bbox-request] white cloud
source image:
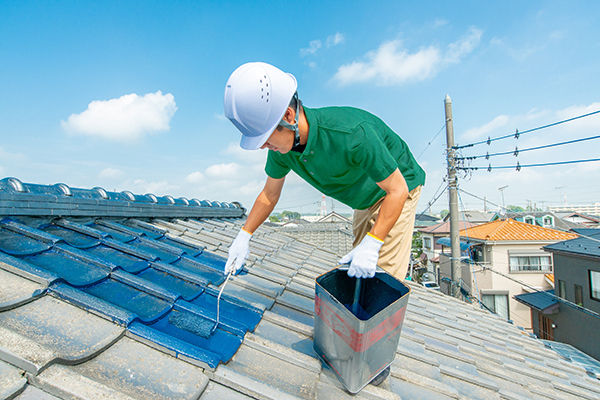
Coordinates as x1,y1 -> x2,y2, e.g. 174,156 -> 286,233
129,179 -> 179,195
205,162 -> 241,178
327,32 -> 345,47
444,27 -> 483,64
434,19 -> 448,28
300,40 -> 322,57
462,115 -> 509,141
61,91 -> 177,142
333,27 -> 482,86
98,167 -> 125,180
185,171 -> 204,183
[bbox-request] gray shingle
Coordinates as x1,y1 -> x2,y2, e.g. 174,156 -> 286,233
31,337 -> 208,400
0,295 -> 124,374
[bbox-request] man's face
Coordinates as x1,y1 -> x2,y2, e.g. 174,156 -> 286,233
260,128 -> 293,154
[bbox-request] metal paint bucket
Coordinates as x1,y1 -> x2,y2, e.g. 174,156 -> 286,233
314,266 -> 410,393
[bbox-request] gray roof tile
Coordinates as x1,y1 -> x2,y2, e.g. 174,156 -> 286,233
0,295 -> 124,374
30,336 -> 208,400
0,359 -> 27,399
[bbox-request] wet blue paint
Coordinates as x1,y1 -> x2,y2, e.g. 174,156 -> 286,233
83,279 -> 171,322
22,248 -> 109,287
189,290 -> 262,333
85,245 -> 149,274
0,227 -> 51,255
148,309 -> 242,363
172,257 -> 225,286
41,225 -> 100,248
136,268 -> 205,301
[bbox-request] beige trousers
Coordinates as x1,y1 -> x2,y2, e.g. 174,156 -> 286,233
352,185 -> 422,280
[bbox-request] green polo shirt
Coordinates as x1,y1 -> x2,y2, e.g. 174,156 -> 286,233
265,106 -> 426,210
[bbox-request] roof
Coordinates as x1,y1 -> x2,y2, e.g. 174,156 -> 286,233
500,211 -> 587,231
419,220 -> 477,234
543,229 -> 600,259
514,290 -> 559,314
444,210 -> 496,224
460,218 -> 579,242
2,179 -> 600,400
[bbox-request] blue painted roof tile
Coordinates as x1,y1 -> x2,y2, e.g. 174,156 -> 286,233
0,226 -> 51,255
82,278 -> 172,323
136,267 -> 205,301
21,248 -> 110,287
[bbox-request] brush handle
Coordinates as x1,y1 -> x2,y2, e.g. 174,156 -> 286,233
212,270 -> 233,334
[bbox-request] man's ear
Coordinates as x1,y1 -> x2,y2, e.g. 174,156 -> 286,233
282,106 -> 296,124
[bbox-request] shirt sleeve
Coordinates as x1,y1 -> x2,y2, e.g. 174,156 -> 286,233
265,150 -> 291,179
350,123 -> 398,183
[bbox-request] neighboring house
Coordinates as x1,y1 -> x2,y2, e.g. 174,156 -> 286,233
413,213 -> 441,229
419,220 -> 477,277
438,219 -> 578,332
280,218 -> 311,228
443,210 -> 496,225
493,211 -> 588,231
2,178 -> 600,399
555,212 -> 600,229
315,211 -> 350,224
516,229 -> 600,361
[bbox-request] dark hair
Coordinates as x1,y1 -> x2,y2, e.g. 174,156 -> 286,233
276,93 -> 302,131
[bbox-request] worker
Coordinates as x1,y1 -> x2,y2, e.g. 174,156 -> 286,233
222,62 -> 425,383
223,61 -> 425,278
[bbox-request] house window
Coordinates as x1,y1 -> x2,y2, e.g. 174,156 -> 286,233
481,293 -> 509,320
423,237 -> 432,250
524,216 -> 535,225
590,271 -> 600,301
575,284 -> 583,306
509,255 -> 552,272
543,215 -> 554,227
558,280 -> 566,299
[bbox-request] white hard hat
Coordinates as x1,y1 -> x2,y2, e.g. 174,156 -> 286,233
224,62 -> 298,150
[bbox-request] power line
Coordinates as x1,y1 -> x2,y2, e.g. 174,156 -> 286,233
417,123 -> 446,160
458,157 -> 600,172
454,109 -> 600,150
417,180 -> 448,217
457,134 -> 600,161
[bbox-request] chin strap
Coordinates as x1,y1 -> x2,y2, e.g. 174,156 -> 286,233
278,92 -> 302,147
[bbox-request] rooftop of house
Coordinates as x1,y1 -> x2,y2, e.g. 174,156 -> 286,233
2,178 -> 600,400
419,220 -> 478,235
444,210 -> 496,224
498,211 -> 588,231
543,229 -> 600,259
460,218 -> 580,243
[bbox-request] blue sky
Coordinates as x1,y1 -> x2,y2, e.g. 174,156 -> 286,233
1,0 -> 599,215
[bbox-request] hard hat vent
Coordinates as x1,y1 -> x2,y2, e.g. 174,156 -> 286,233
260,75 -> 270,103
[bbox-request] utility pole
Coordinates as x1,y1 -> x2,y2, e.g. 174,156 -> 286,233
445,95 -> 461,298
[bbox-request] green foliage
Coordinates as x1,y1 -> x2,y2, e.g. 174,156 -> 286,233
506,205 -> 525,212
279,210 -> 301,221
412,232 -> 423,257
440,210 -> 449,219
269,215 -> 280,222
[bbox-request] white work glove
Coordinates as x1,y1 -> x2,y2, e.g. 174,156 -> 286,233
225,229 -> 252,275
339,233 -> 384,279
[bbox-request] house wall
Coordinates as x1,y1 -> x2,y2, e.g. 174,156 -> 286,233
480,243 -> 554,330
536,253 -> 600,361
554,253 -> 600,314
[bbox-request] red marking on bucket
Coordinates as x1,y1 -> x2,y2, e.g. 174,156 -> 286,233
315,295 -> 406,352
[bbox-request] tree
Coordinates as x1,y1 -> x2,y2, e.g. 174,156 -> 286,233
279,210 -> 301,221
440,210 -> 449,219
269,215 -> 280,222
411,232 -> 423,258
506,205 -> 525,212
